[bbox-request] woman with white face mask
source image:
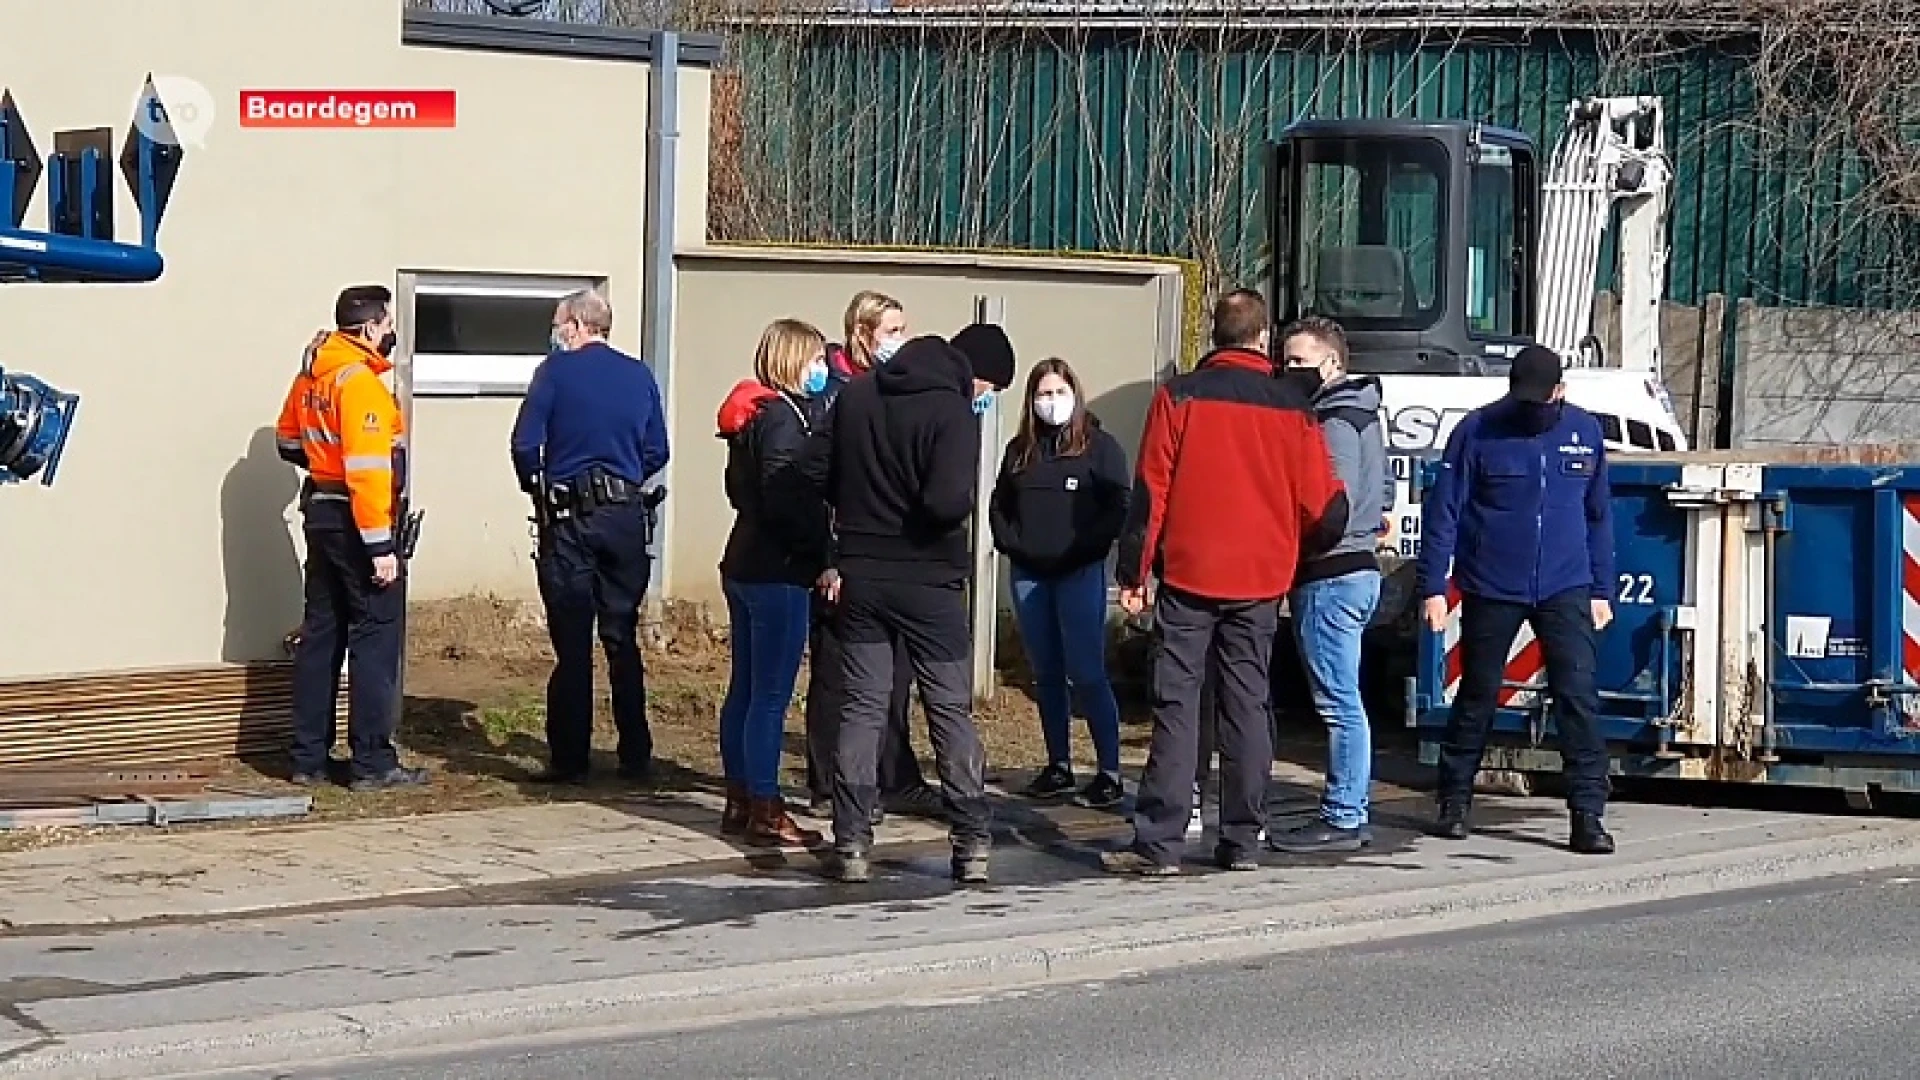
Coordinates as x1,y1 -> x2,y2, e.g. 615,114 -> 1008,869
989,357 -> 1131,810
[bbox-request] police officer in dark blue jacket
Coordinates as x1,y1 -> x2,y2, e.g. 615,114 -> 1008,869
510,289 -> 670,785
1416,345 -> 1616,855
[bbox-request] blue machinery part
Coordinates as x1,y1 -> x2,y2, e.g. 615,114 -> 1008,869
0,78 -> 175,487
0,364 -> 79,486
0,228 -> 163,281
0,79 -> 179,282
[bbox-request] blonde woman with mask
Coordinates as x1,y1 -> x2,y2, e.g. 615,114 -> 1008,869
803,289 -> 946,823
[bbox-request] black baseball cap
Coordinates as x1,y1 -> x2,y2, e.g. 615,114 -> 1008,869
1509,344 -> 1563,403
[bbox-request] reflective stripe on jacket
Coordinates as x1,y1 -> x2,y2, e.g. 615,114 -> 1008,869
275,330 -> 407,556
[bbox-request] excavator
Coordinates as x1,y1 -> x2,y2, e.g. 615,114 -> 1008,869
1266,95 -> 1686,698
0,78 -> 179,484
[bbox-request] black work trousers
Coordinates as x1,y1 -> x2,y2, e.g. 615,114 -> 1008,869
804,595 -> 926,802
1131,587 -> 1280,865
1437,587 -> 1609,816
535,501 -> 653,777
830,577 -> 989,853
290,526 -> 405,781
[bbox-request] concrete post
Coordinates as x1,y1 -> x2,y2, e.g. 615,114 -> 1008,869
969,295 -> 1006,705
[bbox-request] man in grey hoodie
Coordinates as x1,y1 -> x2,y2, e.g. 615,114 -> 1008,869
1269,316 -> 1394,853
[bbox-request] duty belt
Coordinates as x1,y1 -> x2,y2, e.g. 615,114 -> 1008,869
531,471 -> 667,547
298,478 -> 425,559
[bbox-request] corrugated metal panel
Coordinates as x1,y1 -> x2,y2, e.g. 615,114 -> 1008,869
725,27 -> 1889,312
0,665 -> 348,768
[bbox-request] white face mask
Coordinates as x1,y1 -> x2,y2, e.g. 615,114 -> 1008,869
872,336 -> 905,365
1033,391 -> 1075,427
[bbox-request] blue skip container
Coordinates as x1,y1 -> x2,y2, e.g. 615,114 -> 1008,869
1413,451 -> 1920,804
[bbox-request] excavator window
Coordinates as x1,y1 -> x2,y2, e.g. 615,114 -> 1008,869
1291,137 -> 1447,332
1466,145 -> 1520,338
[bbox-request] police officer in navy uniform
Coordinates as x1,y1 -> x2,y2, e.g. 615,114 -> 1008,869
510,288 -> 670,785
1415,344 -> 1617,854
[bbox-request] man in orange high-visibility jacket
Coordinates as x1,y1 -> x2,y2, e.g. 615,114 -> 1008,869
275,284 -> 428,793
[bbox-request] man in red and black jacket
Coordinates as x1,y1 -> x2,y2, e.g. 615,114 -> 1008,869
1104,288 -> 1350,876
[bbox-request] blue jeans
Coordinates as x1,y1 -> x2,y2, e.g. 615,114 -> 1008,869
1009,561 -> 1122,775
720,578 -> 811,799
1288,569 -> 1381,829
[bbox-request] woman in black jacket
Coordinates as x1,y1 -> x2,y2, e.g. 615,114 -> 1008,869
715,318 -> 835,848
989,357 -> 1130,809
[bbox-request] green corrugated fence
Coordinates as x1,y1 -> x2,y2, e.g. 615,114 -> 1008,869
722,25 -> 1906,314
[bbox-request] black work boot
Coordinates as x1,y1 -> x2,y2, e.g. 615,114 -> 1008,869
951,840 -> 990,884
1570,812 -> 1616,855
829,846 -> 871,884
1434,797 -> 1471,840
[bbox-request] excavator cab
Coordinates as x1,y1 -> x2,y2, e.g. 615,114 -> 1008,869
1267,118 -> 1538,376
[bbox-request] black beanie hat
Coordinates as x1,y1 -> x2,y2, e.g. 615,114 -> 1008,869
951,322 -> 1016,389
1509,344 -> 1564,403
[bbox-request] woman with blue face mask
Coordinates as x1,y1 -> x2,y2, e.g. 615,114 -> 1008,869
714,318 -> 837,849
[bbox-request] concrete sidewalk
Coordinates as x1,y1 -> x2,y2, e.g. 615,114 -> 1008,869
0,759 -> 1420,932
0,792 -> 994,931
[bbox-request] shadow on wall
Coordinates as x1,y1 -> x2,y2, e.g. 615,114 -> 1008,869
221,427 -> 305,662
1086,379 -> 1158,464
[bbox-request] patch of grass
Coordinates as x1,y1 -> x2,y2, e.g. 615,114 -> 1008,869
476,694 -> 546,742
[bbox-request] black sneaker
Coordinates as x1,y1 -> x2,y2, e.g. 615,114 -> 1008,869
884,784 -> 946,821
1024,764 -> 1077,799
529,766 -> 588,786
1435,798 -> 1471,840
349,766 -> 431,793
1072,773 -> 1126,810
1213,843 -> 1261,872
1266,821 -> 1370,854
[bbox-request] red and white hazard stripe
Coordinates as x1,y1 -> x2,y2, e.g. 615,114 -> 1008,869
1901,495 -> 1920,728
1440,584 -> 1548,708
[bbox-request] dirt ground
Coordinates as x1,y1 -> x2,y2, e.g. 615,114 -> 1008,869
221,593 -> 1165,824
0,595 -> 1385,853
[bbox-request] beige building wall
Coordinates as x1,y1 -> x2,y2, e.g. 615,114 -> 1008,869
0,0 -> 711,677
662,246 -> 1188,610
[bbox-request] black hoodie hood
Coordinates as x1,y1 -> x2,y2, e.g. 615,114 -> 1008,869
877,335 -> 971,398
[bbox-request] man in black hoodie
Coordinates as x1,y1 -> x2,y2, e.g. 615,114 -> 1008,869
821,322 -> 1017,885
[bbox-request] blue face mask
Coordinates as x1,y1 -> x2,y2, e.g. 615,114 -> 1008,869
971,389 -> 995,416
802,363 -> 830,396
550,328 -> 568,354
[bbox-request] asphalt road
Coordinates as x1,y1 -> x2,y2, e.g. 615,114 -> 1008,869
266,869 -> 1920,1080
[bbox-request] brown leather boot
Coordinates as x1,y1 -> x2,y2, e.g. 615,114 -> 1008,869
721,782 -> 750,836
745,797 -> 824,849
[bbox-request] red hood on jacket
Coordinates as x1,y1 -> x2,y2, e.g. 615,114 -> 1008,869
717,379 -> 779,437
826,342 -> 860,378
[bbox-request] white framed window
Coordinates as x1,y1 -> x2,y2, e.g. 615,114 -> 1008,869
404,271 -> 606,396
